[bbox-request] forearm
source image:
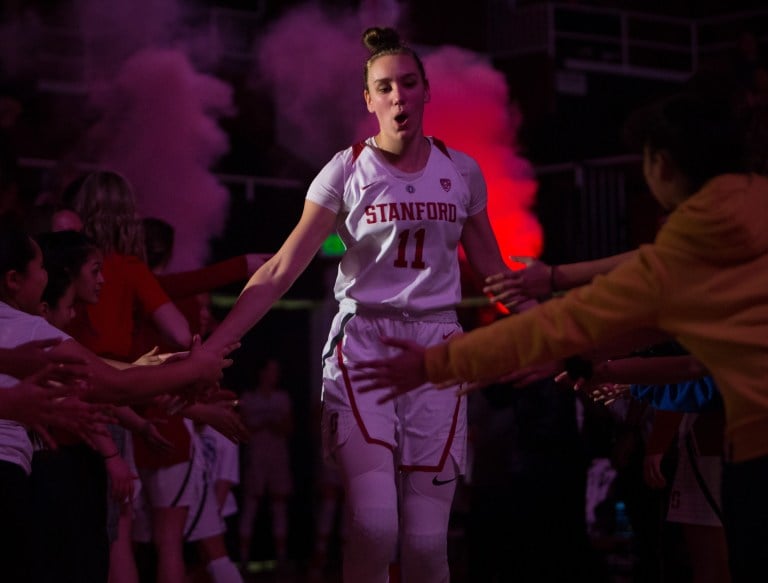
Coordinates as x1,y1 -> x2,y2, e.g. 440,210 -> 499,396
426,254 -> 661,384
159,256 -> 248,298
551,250 -> 637,291
50,339 -> 210,405
204,261 -> 301,352
90,359 -> 203,404
100,357 -> 133,370
594,355 -> 707,385
206,201 -> 335,352
151,302 -> 192,349
584,328 -> 674,362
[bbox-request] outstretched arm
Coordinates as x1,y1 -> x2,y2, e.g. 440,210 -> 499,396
356,247 -> 664,398
50,335 -> 233,405
461,209 -> 538,313
484,250 -> 638,308
427,250 -> 662,385
204,201 -> 337,352
0,338 -> 83,379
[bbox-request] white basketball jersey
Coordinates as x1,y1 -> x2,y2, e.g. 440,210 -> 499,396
307,137 -> 487,313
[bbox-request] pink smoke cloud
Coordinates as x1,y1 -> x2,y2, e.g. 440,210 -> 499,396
257,3 -> 541,261
86,48 -> 233,270
422,46 -> 541,260
72,0 -> 234,270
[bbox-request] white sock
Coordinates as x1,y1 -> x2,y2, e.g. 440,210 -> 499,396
206,556 -> 243,583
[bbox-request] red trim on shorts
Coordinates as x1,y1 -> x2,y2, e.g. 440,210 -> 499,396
336,343 -> 394,451
399,394 -> 461,473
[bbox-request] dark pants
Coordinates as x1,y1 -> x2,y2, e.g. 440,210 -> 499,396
29,444 -> 109,583
722,455 -> 768,583
0,460 -> 33,583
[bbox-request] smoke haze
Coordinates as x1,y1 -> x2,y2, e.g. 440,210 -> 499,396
257,1 -> 541,259
3,0 -> 540,267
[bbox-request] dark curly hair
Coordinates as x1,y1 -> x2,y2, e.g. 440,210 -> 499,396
623,90 -> 757,194
0,225 -> 36,280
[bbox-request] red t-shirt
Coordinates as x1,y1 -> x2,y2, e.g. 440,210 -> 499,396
68,253 -> 170,360
130,255 -> 248,359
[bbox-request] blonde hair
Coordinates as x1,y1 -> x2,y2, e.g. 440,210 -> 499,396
70,170 -> 146,259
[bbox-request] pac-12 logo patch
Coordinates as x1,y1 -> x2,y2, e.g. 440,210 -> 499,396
440,178 -> 452,192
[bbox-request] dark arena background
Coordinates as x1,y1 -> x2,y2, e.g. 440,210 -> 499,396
1,0 -> 766,581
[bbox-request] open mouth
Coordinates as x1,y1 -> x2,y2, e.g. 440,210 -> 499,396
395,113 -> 408,124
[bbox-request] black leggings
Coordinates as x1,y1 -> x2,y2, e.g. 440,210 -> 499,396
0,460 -> 33,583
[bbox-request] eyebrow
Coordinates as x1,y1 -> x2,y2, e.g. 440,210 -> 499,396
371,72 -> 420,85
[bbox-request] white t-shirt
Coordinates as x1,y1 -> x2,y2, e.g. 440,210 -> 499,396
0,301 -> 70,474
307,137 -> 487,314
197,424 -> 240,517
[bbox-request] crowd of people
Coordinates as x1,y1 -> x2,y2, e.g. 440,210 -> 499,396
1,22 -> 767,583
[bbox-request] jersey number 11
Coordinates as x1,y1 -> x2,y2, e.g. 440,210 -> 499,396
394,228 -> 427,269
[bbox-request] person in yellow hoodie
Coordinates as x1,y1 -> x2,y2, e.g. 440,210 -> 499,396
355,90 -> 768,582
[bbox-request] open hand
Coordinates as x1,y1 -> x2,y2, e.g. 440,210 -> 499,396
483,258 -> 552,309
353,337 -> 430,404
186,402 -> 249,444
105,454 -> 137,503
560,371 -> 631,406
4,364 -> 107,430
187,334 -> 237,388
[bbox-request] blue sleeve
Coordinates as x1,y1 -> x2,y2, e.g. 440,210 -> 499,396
630,376 -> 722,412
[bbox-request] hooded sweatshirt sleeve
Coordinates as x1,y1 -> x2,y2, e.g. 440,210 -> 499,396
425,246 -> 666,384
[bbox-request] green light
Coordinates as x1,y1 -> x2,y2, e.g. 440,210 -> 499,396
321,233 -> 346,257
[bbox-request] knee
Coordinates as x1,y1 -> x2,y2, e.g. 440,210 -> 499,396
400,530 -> 448,579
402,530 -> 445,560
347,505 -> 398,555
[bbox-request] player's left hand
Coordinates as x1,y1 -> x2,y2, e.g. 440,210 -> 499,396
354,337 -> 430,403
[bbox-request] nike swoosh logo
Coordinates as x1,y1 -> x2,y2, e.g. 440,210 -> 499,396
361,183 -> 376,190
432,475 -> 457,486
442,331 -> 455,340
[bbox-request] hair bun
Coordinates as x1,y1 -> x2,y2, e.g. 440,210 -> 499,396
362,27 -> 401,54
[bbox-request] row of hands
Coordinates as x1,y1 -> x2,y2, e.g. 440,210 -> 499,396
353,258 -> 596,402
6,336 -> 247,504
5,335 -> 246,449
6,256 -> 617,461
352,335 -> 630,405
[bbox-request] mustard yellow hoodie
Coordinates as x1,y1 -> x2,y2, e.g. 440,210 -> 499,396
426,174 -> 768,462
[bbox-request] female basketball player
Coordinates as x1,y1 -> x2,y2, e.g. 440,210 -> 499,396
205,27 -> 521,582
